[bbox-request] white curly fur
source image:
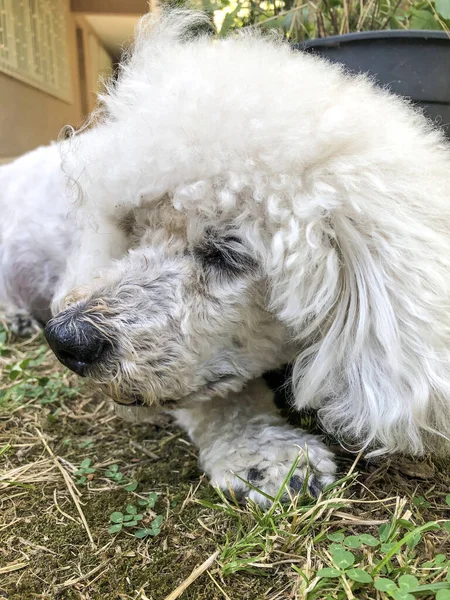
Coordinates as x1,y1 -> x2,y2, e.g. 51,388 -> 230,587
173,378 -> 336,505
2,11 -> 450,503
50,10 -> 450,457
0,144 -> 72,330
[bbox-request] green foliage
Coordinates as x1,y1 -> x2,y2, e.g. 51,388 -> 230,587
104,464 -> 125,483
124,481 -> 139,492
0,443 -> 11,457
200,456 -> 450,599
413,495 -> 431,508
137,492 -> 159,509
74,458 -> 140,490
409,7 -> 442,29
134,515 -> 164,539
0,331 -> 80,414
78,438 -> 94,450
374,574 -> 450,599
104,465 -> 141,491
193,0 -> 449,42
74,458 -> 97,486
107,504 -> 145,533
436,0 -> 450,19
302,515 -> 450,598
108,494 -> 163,538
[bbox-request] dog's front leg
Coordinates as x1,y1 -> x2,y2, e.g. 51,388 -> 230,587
173,378 -> 337,506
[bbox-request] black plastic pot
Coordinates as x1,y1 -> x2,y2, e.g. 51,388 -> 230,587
295,30 -> 450,137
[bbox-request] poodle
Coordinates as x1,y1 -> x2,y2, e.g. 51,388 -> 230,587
4,11 -> 450,504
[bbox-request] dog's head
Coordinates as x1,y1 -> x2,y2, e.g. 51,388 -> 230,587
44,10 -> 342,416
43,9 -> 450,457
45,200 -> 295,410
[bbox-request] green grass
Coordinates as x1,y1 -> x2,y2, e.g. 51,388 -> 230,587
1,325 -> 449,599
199,475 -> 450,598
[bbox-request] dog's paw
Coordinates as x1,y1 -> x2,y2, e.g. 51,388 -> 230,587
2,310 -> 41,337
203,426 -> 337,506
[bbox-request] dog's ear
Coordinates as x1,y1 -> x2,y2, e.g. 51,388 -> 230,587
266,210 -> 423,454
267,215 -> 343,353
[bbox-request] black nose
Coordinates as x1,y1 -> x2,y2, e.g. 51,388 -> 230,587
44,318 -> 106,376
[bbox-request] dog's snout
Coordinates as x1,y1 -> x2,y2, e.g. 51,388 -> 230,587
44,318 -> 106,377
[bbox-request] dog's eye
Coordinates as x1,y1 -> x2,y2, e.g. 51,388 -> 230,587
194,228 -> 257,278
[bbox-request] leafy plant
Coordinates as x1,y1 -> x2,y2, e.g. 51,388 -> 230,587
375,575 -> 450,599
124,481 -> 139,492
104,465 -> 140,490
413,495 -> 431,508
318,545 -> 373,584
108,504 -> 144,533
309,517 -> 450,598
137,492 -> 158,509
134,515 -> 164,539
104,464 -> 125,483
200,458 -> 450,599
108,496 -> 163,538
78,438 -> 94,450
0,335 -> 81,413
193,0 -> 450,42
74,458 -> 97,485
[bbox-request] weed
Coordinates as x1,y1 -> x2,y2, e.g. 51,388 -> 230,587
202,0 -> 450,41
78,438 -> 94,449
108,504 -> 144,533
0,330 -> 81,413
74,458 -> 97,486
0,442 -> 11,457
108,495 -> 163,539
413,495 -> 431,509
137,492 -> 158,509
124,481 -> 139,492
312,520 -> 450,598
104,465 -> 140,490
134,515 -> 164,538
104,463 -> 125,483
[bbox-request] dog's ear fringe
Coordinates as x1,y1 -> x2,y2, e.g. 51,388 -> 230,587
269,211 -> 450,457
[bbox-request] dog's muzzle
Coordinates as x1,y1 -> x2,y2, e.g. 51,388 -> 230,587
44,317 -> 107,377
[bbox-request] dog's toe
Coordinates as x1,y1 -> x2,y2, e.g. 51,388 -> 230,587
3,310 -> 41,337
208,429 -> 337,507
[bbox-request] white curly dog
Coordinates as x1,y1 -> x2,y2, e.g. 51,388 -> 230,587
1,11 -> 449,504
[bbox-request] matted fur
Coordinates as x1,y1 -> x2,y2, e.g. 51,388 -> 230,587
2,11 -> 450,500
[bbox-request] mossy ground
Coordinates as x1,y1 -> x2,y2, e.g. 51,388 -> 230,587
1,329 -> 449,600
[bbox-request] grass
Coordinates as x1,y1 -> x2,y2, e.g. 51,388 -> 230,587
1,325 -> 449,599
